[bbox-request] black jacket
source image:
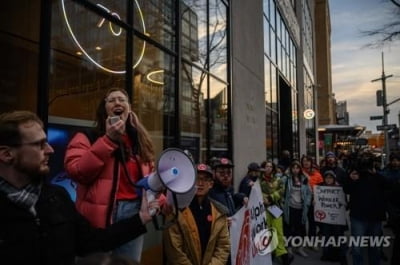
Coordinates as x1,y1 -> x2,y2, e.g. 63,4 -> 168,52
343,170 -> 387,222
0,183 -> 147,265
209,183 -> 245,217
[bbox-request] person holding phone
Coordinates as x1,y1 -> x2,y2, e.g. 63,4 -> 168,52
64,88 -> 157,263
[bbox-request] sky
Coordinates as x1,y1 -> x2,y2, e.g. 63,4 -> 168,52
328,0 -> 400,133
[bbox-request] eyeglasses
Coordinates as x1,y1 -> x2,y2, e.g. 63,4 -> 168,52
105,97 -> 128,104
12,139 -> 50,150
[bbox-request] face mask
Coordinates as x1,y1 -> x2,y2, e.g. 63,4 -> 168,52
275,173 -> 282,178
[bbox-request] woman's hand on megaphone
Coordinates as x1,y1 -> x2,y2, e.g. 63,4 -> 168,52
139,189 -> 160,224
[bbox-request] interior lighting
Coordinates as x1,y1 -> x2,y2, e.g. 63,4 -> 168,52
61,0 -> 147,74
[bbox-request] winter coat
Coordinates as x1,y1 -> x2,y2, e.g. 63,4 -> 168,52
321,165 -> 347,185
64,132 -> 153,228
163,199 -> 230,265
238,174 -> 257,197
343,169 -> 387,222
209,183 -> 245,217
281,174 -> 312,225
302,167 -> 323,191
0,183 -> 146,265
258,174 -> 285,208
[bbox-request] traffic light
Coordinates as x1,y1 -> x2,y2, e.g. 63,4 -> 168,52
376,90 -> 383,106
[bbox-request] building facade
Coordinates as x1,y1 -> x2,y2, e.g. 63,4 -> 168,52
336,100 -> 349,125
315,0 -> 335,127
0,0 -> 327,263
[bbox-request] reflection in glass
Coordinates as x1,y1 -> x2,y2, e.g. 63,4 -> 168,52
50,0 -> 127,120
181,64 -> 206,162
182,0 -> 206,69
209,0 -> 227,81
0,1 -> 40,112
270,0 -> 276,29
263,0 -> 269,20
263,19 -> 270,57
59,0 -> 145,74
132,43 -> 175,154
271,65 -> 277,108
272,111 -> 278,161
264,57 -> 271,105
209,77 -> 228,157
137,0 -> 175,51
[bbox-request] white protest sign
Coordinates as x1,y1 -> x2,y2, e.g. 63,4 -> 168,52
230,181 -> 273,265
314,185 -> 347,225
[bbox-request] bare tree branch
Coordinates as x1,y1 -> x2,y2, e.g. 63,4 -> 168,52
361,1 -> 400,47
390,0 -> 400,8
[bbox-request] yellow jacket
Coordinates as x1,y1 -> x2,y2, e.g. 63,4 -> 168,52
163,200 -> 230,265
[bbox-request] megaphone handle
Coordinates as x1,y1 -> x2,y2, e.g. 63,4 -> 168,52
146,190 -> 158,216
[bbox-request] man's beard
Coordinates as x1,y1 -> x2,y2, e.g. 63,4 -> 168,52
14,158 -> 49,185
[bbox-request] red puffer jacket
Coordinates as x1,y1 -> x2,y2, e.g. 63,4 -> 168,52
64,132 -> 153,228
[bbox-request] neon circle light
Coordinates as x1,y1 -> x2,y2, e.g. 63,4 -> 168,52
303,108 -> 315,119
146,70 -> 164,85
61,0 -> 147,74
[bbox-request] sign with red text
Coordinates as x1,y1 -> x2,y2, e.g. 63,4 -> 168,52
230,181 -> 273,265
314,185 -> 347,225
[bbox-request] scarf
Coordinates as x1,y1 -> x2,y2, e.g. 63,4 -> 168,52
0,177 -> 41,216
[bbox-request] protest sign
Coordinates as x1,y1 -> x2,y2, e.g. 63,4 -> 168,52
230,181 -> 274,265
314,185 -> 346,225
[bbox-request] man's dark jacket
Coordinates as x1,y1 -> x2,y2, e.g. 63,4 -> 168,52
209,183 -> 245,217
0,183 -> 146,265
343,170 -> 386,222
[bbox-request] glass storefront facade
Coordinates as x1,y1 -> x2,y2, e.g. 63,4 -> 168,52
1,0 -> 230,165
263,0 -> 298,161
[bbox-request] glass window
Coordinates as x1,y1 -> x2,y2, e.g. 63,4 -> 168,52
271,111 -> 278,161
133,44 -> 176,154
181,64 -> 206,162
264,57 -> 271,105
0,1 -> 40,112
276,12 -> 281,41
263,0 -> 269,20
209,77 -> 228,158
137,0 -> 176,51
265,108 -> 272,159
263,19 -> 270,57
209,0 -> 227,82
276,43 -> 281,69
270,30 -> 276,64
270,0 -> 276,30
50,1 -> 128,121
182,0 -> 207,69
270,65 -> 277,110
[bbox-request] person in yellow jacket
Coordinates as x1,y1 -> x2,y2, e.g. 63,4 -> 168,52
163,163 -> 231,265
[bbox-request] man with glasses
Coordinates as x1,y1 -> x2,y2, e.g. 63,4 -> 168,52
209,157 -> 247,222
0,110 -> 157,265
163,163 -> 230,265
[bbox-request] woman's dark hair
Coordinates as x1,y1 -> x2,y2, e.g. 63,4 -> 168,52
260,160 -> 276,175
289,160 -> 303,176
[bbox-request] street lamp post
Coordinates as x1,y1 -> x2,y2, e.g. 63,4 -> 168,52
371,52 -> 392,165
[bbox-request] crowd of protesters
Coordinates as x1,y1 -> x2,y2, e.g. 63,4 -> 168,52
237,149 -> 400,265
1,108 -> 399,265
